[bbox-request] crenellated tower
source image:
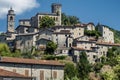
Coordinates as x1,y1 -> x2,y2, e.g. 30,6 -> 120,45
51,3 -> 62,25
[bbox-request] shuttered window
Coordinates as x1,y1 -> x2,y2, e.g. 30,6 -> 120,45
53,71 -> 57,79
25,70 -> 29,76
40,70 -> 44,80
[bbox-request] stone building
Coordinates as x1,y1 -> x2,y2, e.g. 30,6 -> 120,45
72,36 -> 120,63
0,3 -> 119,64
0,68 -> 32,80
19,3 -> 62,28
0,57 -> 64,80
85,22 -> 95,31
97,25 -> 114,43
15,33 -> 37,52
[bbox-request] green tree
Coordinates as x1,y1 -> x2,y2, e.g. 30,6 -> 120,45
69,16 -> 80,25
39,16 -> 55,28
77,51 -> 92,79
64,62 -> 77,80
45,41 -> 57,54
106,47 -> 120,66
0,43 -> 12,57
62,13 -> 80,26
84,30 -> 101,39
113,64 -> 120,79
0,43 -> 10,53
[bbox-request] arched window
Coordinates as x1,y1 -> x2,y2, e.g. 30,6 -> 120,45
10,16 -> 13,21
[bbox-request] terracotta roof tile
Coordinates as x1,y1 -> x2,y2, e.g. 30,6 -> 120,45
53,30 -> 71,34
96,42 -> 120,46
0,68 -> 31,78
72,47 -> 93,51
0,57 -> 64,66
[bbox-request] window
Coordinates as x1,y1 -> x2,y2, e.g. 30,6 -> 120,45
25,70 -> 29,76
40,70 -> 44,80
10,16 -> 13,21
93,55 -> 96,58
69,43 -> 72,47
53,71 -> 57,79
23,21 -> 25,24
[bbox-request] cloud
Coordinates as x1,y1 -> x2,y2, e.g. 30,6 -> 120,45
0,0 -> 40,19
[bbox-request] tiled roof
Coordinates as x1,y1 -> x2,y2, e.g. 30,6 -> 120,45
0,57 -> 64,66
72,47 -> 93,51
53,30 -> 71,34
87,22 -> 95,25
16,33 -> 37,36
75,40 -> 96,43
15,25 -> 31,30
96,42 -> 120,46
52,25 -> 85,29
0,68 -> 31,78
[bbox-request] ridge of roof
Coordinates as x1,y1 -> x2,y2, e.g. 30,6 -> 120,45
0,57 -> 64,66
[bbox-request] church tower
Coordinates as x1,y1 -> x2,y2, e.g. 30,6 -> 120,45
7,7 -> 15,32
51,3 -> 62,25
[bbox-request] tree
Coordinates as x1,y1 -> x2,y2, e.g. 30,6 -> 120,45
0,43 -> 12,57
105,47 -> 120,66
0,43 -> 10,53
100,65 -> 116,80
39,16 -> 55,28
113,64 -> 120,79
69,16 -> 80,25
62,13 -> 80,26
45,41 -> 57,54
64,62 -> 77,80
77,51 -> 92,79
84,30 -> 101,38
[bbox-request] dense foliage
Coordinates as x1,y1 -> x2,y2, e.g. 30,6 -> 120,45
39,16 -> 55,28
62,13 -> 80,26
84,30 -> 101,38
64,62 -> 78,80
99,47 -> 120,80
45,41 -> 57,54
77,52 -> 92,79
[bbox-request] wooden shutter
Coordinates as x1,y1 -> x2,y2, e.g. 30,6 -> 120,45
53,71 -> 57,79
40,70 -> 44,80
25,70 -> 29,76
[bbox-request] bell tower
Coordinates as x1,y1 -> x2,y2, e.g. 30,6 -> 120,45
51,3 -> 62,25
7,7 -> 15,32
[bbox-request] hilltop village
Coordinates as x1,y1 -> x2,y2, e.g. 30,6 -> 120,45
0,3 -> 120,80
0,3 -> 120,63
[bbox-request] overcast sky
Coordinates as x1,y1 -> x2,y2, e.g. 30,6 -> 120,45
0,0 -> 120,32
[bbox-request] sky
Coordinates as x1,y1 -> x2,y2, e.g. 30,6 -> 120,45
0,0 -> 120,32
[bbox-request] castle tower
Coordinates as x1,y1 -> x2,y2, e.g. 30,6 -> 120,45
51,3 -> 62,25
7,7 -> 15,32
